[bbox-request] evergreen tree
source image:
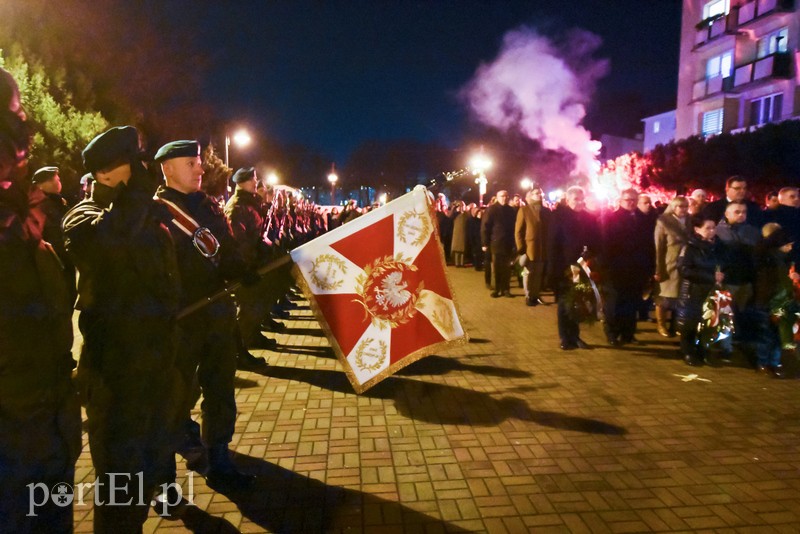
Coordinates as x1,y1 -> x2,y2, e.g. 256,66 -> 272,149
0,46 -> 108,200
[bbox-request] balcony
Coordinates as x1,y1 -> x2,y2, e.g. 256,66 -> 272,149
692,75 -> 734,101
694,13 -> 734,48
736,0 -> 795,26
732,51 -> 792,88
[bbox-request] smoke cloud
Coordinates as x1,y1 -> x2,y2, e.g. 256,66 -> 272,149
460,26 -> 609,179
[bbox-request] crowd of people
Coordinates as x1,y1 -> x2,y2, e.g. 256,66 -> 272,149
435,176 -> 800,376
4,56 -> 800,532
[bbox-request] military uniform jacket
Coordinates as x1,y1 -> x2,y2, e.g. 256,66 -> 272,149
157,186 -> 246,307
224,189 -> 270,268
0,183 -> 75,416
63,179 -> 181,379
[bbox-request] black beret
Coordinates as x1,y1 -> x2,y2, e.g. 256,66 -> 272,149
82,126 -> 141,173
32,166 -> 59,184
232,167 -> 256,183
154,140 -> 200,163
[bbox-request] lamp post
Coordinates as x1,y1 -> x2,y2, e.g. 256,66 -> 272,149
224,128 -> 252,168
469,149 -> 492,207
327,164 -> 338,204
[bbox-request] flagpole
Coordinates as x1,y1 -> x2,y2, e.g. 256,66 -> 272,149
177,254 -> 293,320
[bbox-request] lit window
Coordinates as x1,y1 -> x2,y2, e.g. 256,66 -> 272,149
653,121 -> 661,133
750,93 -> 783,126
703,0 -> 729,20
706,50 -> 733,79
757,27 -> 789,59
702,108 -> 724,136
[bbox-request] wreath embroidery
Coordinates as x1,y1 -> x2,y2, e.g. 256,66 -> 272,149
354,338 -> 387,372
309,253 -> 347,291
397,210 -> 431,248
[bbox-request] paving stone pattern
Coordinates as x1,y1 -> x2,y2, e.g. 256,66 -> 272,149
72,267 -> 800,532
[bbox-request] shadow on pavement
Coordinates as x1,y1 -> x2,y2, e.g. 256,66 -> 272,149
277,345 -> 336,358
396,354 -> 531,378
233,376 -> 262,389
283,327 -> 325,337
180,506 -> 239,533
256,366 -> 626,434
467,337 -> 490,344
205,453 -> 470,533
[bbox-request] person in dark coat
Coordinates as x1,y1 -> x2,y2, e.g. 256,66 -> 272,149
546,186 -> 601,350
467,204 -> 483,270
481,190 -> 517,297
62,126 -> 184,531
702,175 -> 763,228
676,214 -> 727,366
155,142 -> 256,490
762,186 -> 800,265
0,68 -> 80,534
32,166 -> 76,300
601,188 -> 653,345
751,224 -> 795,378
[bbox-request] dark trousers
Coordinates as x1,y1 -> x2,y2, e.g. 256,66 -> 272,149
556,286 -> 580,344
492,251 -> 513,293
603,283 -> 641,342
484,249 -> 492,287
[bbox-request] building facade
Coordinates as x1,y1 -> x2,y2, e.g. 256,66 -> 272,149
676,0 -> 800,140
641,110 -> 677,152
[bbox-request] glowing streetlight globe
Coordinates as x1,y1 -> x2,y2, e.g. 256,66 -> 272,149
327,172 -> 338,185
469,153 -> 492,174
232,129 -> 251,147
378,193 -> 387,205
267,172 -> 279,186
520,177 -> 532,190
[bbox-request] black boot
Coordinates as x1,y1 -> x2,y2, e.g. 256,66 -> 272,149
206,445 -> 256,489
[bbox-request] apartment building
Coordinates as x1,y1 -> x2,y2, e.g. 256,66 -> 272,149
675,0 -> 800,139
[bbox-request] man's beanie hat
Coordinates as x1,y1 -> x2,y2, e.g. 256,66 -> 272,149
82,126 -> 141,173
154,140 -> 200,163
232,167 -> 256,183
32,166 -> 59,184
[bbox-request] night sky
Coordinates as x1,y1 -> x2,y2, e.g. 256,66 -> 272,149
186,0 -> 682,162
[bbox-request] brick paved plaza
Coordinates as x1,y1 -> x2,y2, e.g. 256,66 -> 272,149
72,267 -> 800,533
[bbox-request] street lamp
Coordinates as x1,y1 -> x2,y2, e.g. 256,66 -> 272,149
327,164 -> 338,204
224,128 -> 251,168
267,172 -> 279,186
469,149 -> 492,207
520,177 -> 532,191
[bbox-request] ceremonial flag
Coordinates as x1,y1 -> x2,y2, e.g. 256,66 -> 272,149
290,186 -> 468,393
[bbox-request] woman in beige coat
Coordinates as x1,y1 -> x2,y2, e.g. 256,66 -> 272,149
654,196 -> 691,336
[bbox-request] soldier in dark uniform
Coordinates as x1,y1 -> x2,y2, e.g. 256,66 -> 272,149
62,126 -> 184,532
225,167 -> 290,359
0,67 -> 80,534
31,165 -> 76,297
154,141 -> 256,489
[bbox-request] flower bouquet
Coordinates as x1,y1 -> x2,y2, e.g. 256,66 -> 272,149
769,286 -> 800,349
564,260 -> 601,324
697,286 -> 735,348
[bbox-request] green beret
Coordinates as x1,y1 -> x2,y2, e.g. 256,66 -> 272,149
232,167 -> 256,183
32,166 -> 59,184
154,140 -> 200,163
83,126 -> 140,173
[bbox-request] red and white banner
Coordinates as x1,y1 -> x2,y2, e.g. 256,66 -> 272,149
290,187 -> 467,393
